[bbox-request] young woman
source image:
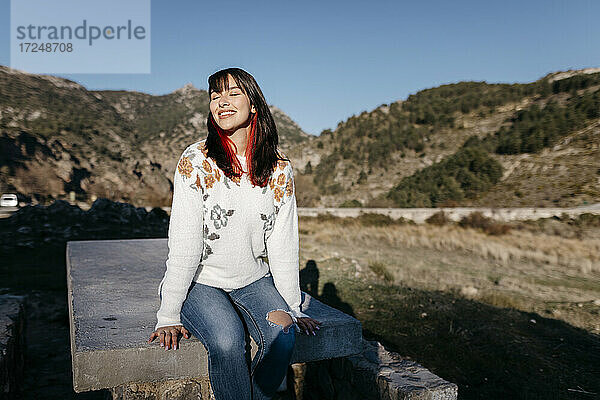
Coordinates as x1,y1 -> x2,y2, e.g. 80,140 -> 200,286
147,67 -> 322,400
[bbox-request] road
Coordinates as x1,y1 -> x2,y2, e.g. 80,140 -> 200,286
1,203 -> 599,222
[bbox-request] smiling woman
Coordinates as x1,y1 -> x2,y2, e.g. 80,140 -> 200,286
147,67 -> 322,400
204,70 -> 284,189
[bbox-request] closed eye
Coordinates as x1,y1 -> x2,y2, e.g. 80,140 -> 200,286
211,92 -> 240,100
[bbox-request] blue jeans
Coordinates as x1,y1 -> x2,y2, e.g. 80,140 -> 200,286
180,274 -> 296,400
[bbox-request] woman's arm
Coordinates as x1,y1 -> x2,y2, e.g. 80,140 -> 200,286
266,161 -> 311,324
155,147 -> 204,331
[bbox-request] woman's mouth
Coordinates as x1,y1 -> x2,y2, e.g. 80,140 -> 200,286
219,111 -> 236,119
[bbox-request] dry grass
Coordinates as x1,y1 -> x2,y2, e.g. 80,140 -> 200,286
299,215 -> 600,334
305,218 -> 600,273
367,260 -> 394,283
298,214 -> 600,398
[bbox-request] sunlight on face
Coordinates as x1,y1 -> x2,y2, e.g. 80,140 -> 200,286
209,74 -> 254,133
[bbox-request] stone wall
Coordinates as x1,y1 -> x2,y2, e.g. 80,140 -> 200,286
0,295 -> 26,399
110,377 -> 213,400
297,205 -> 600,223
110,337 -> 457,400
291,337 -> 457,400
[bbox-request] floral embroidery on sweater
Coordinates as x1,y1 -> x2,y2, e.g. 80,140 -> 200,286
211,204 -> 234,229
175,140 -> 295,259
201,203 -> 235,260
158,141 -> 304,330
194,141 -> 241,188
260,212 -> 275,232
270,153 -> 294,214
177,156 -> 194,179
204,174 -> 216,189
202,225 -> 213,259
202,159 -> 212,173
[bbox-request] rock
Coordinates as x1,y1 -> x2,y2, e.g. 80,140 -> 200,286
0,199 -> 169,255
290,338 -> 458,399
0,295 -> 26,397
110,378 -> 213,400
460,286 -> 478,297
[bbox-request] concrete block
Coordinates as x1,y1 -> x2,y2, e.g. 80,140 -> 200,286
66,238 -> 363,392
0,294 -> 26,398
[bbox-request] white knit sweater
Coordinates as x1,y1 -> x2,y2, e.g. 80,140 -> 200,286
155,138 -> 310,330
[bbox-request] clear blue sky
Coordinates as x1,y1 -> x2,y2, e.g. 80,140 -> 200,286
1,0 -> 598,135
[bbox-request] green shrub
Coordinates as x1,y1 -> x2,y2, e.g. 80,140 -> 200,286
357,213 -> 399,227
368,261 -> 394,283
340,199 -> 363,208
387,147 -> 503,207
572,213 -> 600,228
357,170 -> 367,184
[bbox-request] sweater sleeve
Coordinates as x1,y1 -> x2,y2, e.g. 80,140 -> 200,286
266,161 -> 310,323
155,148 -> 204,331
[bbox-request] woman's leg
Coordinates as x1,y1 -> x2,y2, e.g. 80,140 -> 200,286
228,275 -> 296,400
181,281 -> 252,400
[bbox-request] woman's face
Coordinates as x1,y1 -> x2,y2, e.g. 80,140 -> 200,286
209,74 -> 254,133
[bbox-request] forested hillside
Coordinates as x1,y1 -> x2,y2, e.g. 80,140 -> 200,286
0,66 -> 311,206
1,65 -> 598,208
288,68 -> 600,208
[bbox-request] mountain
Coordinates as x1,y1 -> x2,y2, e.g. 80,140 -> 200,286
287,68 -> 600,208
0,66 -> 311,206
2,65 -> 599,208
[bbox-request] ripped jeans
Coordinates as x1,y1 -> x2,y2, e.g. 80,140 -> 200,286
180,274 -> 296,400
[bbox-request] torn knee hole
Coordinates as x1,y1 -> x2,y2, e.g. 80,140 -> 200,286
266,310 -> 294,333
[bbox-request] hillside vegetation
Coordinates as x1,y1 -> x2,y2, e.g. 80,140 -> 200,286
291,69 -> 600,208
1,65 -> 599,208
0,66 -> 311,206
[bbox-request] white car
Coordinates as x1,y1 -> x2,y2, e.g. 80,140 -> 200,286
0,193 -> 18,207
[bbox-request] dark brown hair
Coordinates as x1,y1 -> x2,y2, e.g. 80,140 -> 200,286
205,67 -> 288,187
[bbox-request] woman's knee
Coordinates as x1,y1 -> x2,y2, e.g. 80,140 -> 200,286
266,310 -> 294,334
264,310 -> 296,349
180,303 -> 247,357
209,329 -> 246,356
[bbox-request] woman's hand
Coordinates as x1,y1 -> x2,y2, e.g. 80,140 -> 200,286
147,325 -> 190,350
295,317 -> 322,336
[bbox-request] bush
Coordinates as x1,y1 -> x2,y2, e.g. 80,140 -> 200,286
339,199 -> 363,208
357,212 -> 400,227
303,161 -> 313,174
300,212 -> 412,228
302,213 -> 358,227
357,170 -> 367,184
459,211 -> 491,230
368,261 -> 394,283
572,213 -> 600,228
485,223 -> 512,235
426,211 -> 450,226
459,211 -> 511,235
493,91 -> 600,154
314,213 -> 346,224
325,183 -> 343,195
387,147 -> 503,207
